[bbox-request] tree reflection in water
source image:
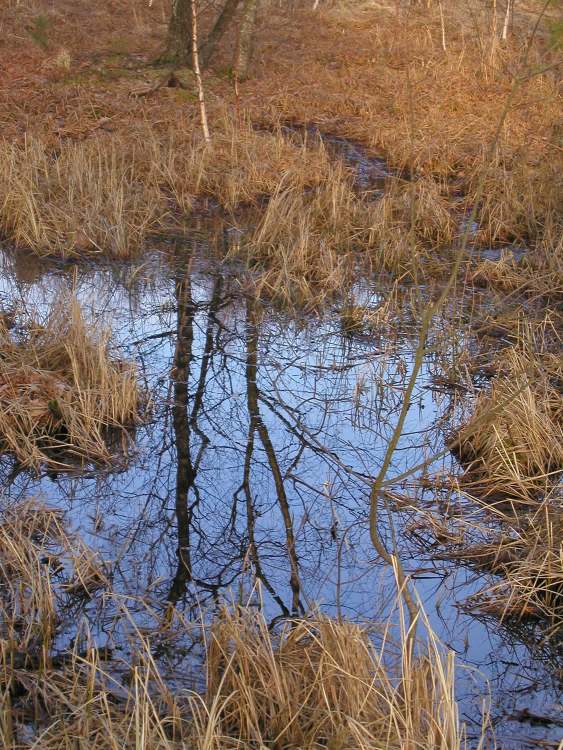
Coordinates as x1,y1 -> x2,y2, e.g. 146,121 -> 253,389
0,248 -> 560,745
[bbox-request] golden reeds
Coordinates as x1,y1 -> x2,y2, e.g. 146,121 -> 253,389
0,499 -> 472,748
451,346 -> 563,501
0,296 -> 141,470
0,137 -> 164,257
0,499 -> 109,662
204,605 -> 462,749
436,490 -> 563,632
467,497 -> 562,630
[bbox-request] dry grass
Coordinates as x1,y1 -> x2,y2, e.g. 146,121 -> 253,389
0,295 -> 141,470
162,114 -> 337,212
204,606 -> 462,750
466,154 -> 562,248
0,499 -> 109,666
0,0 -> 560,289
430,489 -> 562,634
0,500 -> 472,748
469,253 -> 528,292
0,136 -> 164,258
0,113 -> 456,305
0,119 -> 341,260
466,497 -> 562,631
235,161 -> 368,307
451,344 -> 563,501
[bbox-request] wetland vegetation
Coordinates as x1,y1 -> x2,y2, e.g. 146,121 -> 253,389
0,0 -> 561,748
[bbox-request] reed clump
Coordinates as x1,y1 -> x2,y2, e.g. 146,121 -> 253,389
451,346 -> 562,501
205,606 -> 462,750
230,167 -> 457,307
0,137 -> 164,257
466,152 -> 562,248
0,501 -> 470,749
0,296 -> 141,470
160,114 -> 336,213
430,505 -> 563,641
438,491 -> 562,633
469,252 -> 527,292
236,163 -> 367,307
366,177 -> 455,275
0,499 -> 109,665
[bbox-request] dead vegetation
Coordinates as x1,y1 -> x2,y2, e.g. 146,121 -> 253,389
0,0 -> 560,743
0,137 -> 164,257
0,119 -> 457,307
0,296 -> 141,470
435,315 -> 563,633
0,0 -> 560,301
0,498 -> 471,749
427,488 -> 562,634
202,606 -> 462,750
451,342 -> 562,502
464,496 -> 562,631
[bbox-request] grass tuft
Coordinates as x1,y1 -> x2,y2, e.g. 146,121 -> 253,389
0,295 -> 142,470
451,344 -> 563,502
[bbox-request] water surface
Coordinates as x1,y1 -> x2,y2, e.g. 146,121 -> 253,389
0,244 -> 560,749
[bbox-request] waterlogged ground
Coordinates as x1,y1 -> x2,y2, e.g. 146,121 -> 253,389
0,244 -> 561,749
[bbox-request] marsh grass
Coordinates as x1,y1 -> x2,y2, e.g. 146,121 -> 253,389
1,0 -> 561,277
466,151 -> 562,248
0,137 -> 165,257
438,315 -> 562,631
203,605 -> 463,750
225,167 -> 459,308
0,500 -> 472,748
2,112 -> 452,307
451,344 -> 563,502
0,499 -> 109,665
0,296 -> 141,470
432,489 -> 562,633
467,498 -> 562,630
160,113 -> 336,212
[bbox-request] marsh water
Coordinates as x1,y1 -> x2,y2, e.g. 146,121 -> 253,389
0,240 -> 561,749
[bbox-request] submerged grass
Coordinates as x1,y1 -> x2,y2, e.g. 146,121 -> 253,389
433,489 -> 562,634
0,499 -> 472,749
0,296 -> 141,470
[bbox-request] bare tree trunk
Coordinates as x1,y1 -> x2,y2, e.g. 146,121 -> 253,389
191,0 -> 211,142
201,0 -> 242,68
163,0 -> 193,65
234,0 -> 259,81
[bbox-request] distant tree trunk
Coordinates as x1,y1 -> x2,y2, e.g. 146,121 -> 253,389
234,0 -> 259,80
164,0 -> 193,65
201,0 -> 241,68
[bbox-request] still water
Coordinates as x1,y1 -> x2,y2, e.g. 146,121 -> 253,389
0,244 -> 560,748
